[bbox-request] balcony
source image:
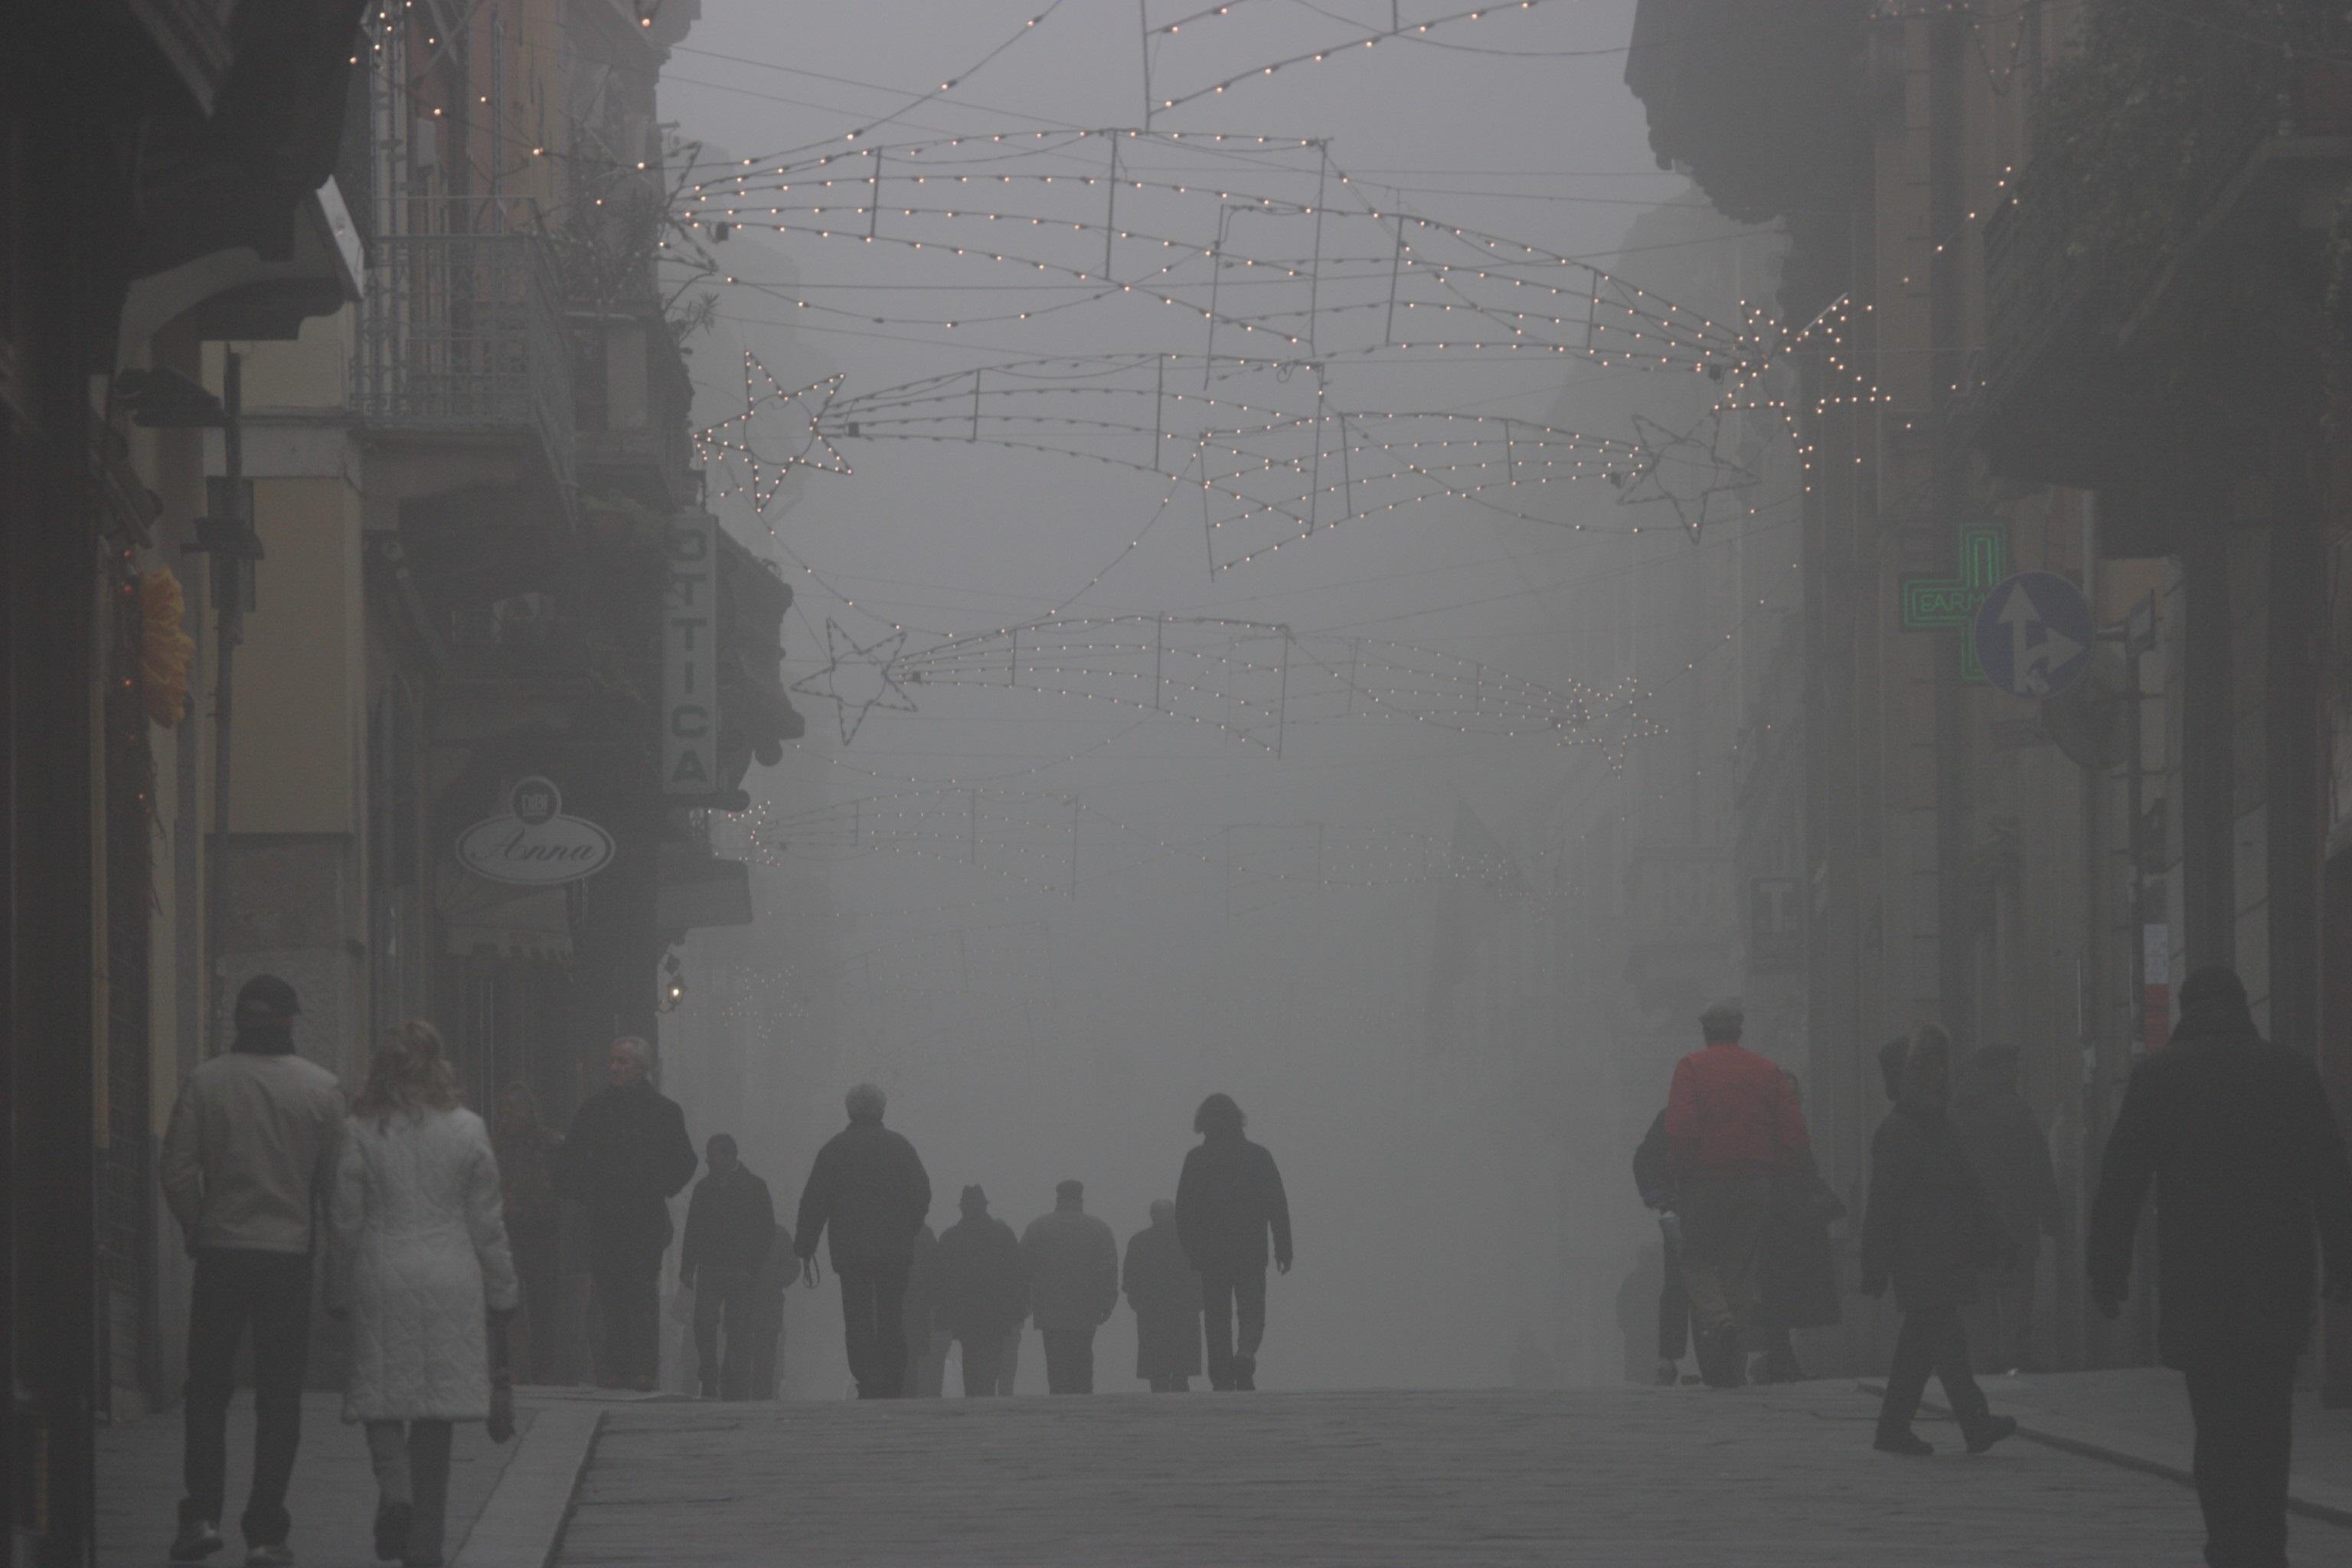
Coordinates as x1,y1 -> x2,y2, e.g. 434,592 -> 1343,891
351,201 -> 574,494
1975,57 -> 2352,493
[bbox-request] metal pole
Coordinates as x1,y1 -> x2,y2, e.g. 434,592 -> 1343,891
1154,614 -> 1165,710
1307,142 -> 1328,358
1104,136 -> 1119,278
969,787 -> 978,864
206,352 -> 244,1054
1070,794 -> 1080,898
1276,629 -> 1290,756
1139,0 -> 1154,129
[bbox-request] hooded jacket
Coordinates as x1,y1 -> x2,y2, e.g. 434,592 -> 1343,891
2088,991 -> 2352,1368
1860,1085 -> 2004,1315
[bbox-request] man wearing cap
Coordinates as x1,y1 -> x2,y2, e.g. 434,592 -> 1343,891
1661,999 -> 1808,1387
2090,965 -> 2352,1568
1021,1180 -> 1119,1394
931,1184 -> 1027,1396
158,975 -> 348,1566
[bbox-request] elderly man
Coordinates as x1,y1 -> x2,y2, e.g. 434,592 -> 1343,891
557,1037 -> 697,1390
1662,999 -> 1808,1387
794,1083 -> 932,1398
1023,1180 -> 1120,1395
159,975 -> 346,1566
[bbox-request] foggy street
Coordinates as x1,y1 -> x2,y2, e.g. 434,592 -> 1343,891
554,1385 -> 2249,1567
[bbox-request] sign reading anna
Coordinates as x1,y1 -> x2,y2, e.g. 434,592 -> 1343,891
456,776 -> 614,885
664,514 -> 720,794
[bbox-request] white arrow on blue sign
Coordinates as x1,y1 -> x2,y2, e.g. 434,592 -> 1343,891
1971,570 -> 2095,699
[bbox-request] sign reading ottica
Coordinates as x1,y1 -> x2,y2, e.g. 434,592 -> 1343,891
663,514 -> 719,794
456,776 -> 615,886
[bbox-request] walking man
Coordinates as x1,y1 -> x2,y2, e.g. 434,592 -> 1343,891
158,974 -> 347,1566
557,1037 -> 698,1390
932,1185 -> 1027,1396
793,1083 -> 932,1398
681,1134 -> 776,1400
1124,1200 -> 1204,1392
1022,1179 -> 1120,1394
1953,1044 -> 2062,1372
2089,966 -> 2352,1568
1862,1024 -> 2017,1455
1177,1092 -> 1292,1391
1661,1000 -> 1806,1387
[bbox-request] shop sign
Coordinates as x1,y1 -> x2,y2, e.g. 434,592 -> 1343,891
664,514 -> 719,794
456,776 -> 613,886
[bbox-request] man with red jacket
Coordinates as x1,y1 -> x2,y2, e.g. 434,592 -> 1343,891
1663,1000 -> 1808,1387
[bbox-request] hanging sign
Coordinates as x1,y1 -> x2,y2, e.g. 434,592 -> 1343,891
664,513 -> 719,793
456,776 -> 614,886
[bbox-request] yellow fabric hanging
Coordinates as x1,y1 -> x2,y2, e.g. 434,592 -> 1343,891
139,567 -> 195,727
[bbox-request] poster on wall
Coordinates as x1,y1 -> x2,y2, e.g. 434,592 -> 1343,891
664,513 -> 719,794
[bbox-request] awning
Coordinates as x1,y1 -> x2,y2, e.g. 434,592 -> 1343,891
655,844 -> 754,933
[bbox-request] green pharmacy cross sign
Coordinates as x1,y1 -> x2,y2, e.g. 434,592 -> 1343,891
1899,525 -> 2009,681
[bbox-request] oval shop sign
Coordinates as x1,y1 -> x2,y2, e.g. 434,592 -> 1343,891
456,776 -> 616,886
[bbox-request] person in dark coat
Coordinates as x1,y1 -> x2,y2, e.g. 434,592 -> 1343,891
743,1220 -> 795,1400
1023,1180 -> 1120,1394
1176,1093 -> 1292,1391
1860,1024 -> 2017,1456
901,1222 -> 948,1397
555,1037 -> 698,1390
1123,1200 -> 1204,1392
1754,1072 -> 1844,1383
1953,1044 -> 2062,1373
491,1083 -> 563,1385
681,1134 -> 775,1400
931,1185 -> 1027,1396
792,1083 -> 932,1399
2088,966 -> 2352,1568
1631,1109 -> 1694,1385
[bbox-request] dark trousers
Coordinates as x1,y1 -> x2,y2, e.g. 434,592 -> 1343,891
181,1250 -> 312,1546
591,1258 -> 662,1387
509,1227 -> 560,1384
836,1259 -> 911,1398
2183,1356 -> 2297,1568
1878,1304 -> 1990,1436
955,1331 -> 1004,1396
1041,1328 -> 1096,1394
1658,1231 -> 1692,1361
1200,1267 -> 1267,1390
691,1266 -> 759,1397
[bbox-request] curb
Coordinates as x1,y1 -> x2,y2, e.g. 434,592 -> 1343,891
451,1404 -> 606,1568
1857,1382 -> 2352,1530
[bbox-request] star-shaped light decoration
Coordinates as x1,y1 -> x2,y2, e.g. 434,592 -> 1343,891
693,351 -> 850,514
1612,412 -> 1761,539
789,618 -> 920,743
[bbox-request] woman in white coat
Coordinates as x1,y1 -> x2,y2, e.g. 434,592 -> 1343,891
330,1021 -> 519,1567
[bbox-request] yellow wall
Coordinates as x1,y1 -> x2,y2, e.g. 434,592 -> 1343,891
230,476 -> 366,835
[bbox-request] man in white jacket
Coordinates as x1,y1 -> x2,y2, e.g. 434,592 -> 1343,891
158,975 -> 346,1566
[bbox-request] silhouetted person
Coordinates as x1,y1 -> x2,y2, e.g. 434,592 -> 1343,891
1177,1093 -> 1292,1391
793,1083 -> 932,1398
491,1083 -> 563,1384
1663,1000 -> 1806,1387
1953,1044 -> 2061,1372
903,1221 -> 949,1397
1755,1072 -> 1843,1383
1631,1108 -> 1693,1385
158,974 -> 345,1566
1862,1024 -> 2017,1456
556,1037 -> 697,1390
2089,966 -> 2352,1568
1124,1200 -> 1204,1392
933,1185 -> 1027,1396
1024,1179 -> 1119,1394
745,1220 -> 795,1400
681,1134 -> 775,1400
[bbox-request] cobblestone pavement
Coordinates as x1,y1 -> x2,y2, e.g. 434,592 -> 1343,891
557,1381 -> 2332,1566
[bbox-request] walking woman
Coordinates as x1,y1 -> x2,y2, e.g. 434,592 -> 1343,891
330,1022 -> 520,1566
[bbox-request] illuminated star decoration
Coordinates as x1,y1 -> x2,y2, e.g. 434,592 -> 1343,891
692,351 -> 849,514
1613,413 -> 1761,539
789,618 -> 919,743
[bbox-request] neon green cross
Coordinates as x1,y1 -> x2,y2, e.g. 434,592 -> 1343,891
1898,524 -> 2008,681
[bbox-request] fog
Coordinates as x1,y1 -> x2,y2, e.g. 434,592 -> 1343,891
652,0 -> 1761,1395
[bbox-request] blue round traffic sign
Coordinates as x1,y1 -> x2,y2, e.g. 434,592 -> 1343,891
1971,571 -> 2095,699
